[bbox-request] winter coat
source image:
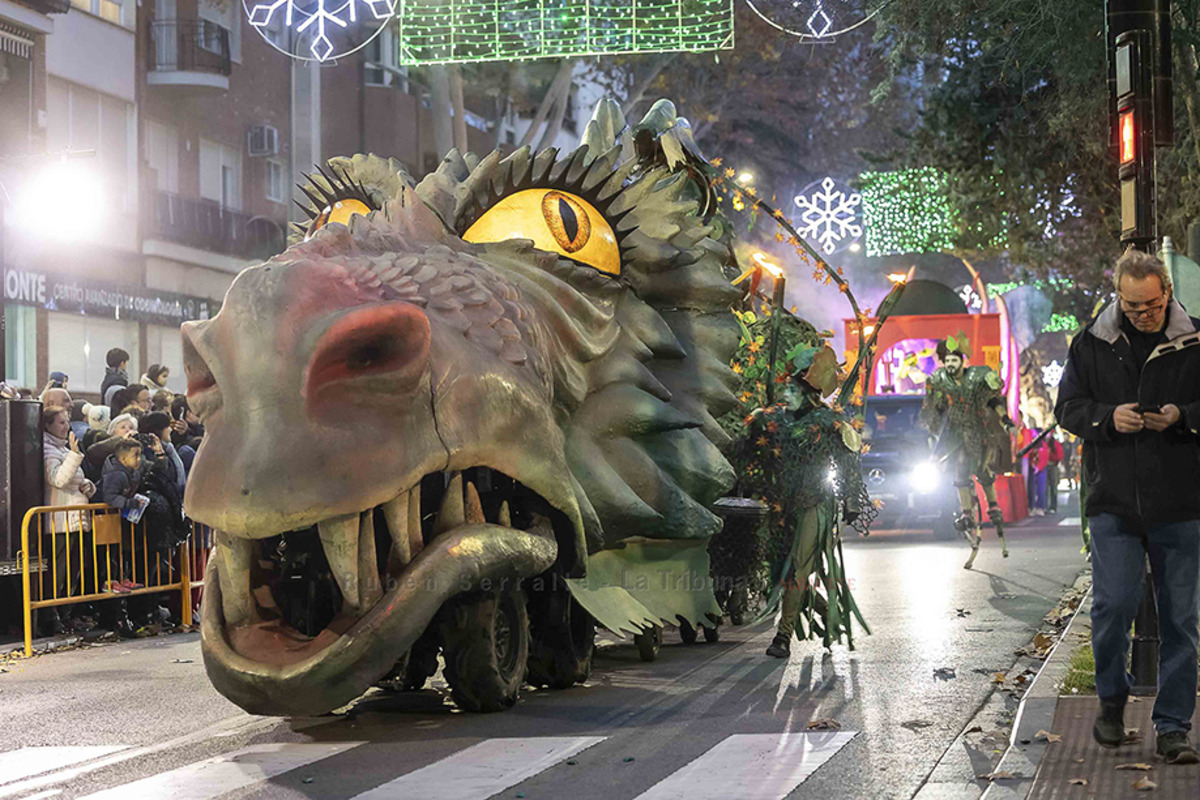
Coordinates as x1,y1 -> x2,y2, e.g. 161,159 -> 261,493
85,435 -> 125,483
161,442 -> 187,496
100,367 -> 128,405
138,456 -> 188,550
43,432 -> 92,533
1055,298 -> 1200,524
100,454 -> 142,511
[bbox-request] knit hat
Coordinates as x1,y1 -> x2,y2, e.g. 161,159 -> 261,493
107,413 -> 137,436
86,404 -> 112,431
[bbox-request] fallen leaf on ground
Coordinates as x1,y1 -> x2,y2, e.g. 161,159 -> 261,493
1115,763 -> 1155,771
902,720 -> 934,731
956,608 -> 971,617
1068,778 -> 1088,786
976,771 -> 1017,781
806,717 -> 840,730
1033,633 -> 1054,651
933,667 -> 957,680
1035,730 -> 1063,743
993,672 -> 1007,683
1074,758 -> 1086,763
1133,776 -> 1158,791
966,725 -> 983,734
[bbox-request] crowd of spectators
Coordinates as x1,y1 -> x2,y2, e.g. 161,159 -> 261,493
3,347 -> 204,639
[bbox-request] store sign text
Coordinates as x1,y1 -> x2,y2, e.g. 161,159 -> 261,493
2,267 -> 216,328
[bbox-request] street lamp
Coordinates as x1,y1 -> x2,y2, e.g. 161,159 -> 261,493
1,149 -> 97,381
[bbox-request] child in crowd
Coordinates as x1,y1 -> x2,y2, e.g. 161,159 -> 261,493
99,438 -> 147,593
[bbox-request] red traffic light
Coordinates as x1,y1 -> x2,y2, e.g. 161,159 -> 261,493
1120,110 -> 1136,164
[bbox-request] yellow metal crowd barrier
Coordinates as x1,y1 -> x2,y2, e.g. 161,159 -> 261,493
19,504 -> 215,657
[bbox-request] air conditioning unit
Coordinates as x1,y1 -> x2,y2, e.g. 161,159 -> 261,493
247,124 -> 278,157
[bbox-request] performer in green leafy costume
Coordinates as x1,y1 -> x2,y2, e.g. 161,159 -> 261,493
919,334 -> 1015,569
731,341 -> 874,658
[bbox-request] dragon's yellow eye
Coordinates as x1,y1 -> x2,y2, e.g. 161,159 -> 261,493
463,189 -> 620,276
308,198 -> 372,237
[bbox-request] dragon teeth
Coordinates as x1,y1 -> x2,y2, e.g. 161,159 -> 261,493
215,531 -> 256,627
407,484 -> 423,557
380,492 -> 411,569
433,472 -> 465,535
358,511 -> 382,608
381,484 -> 426,573
318,514 -> 361,613
464,480 -> 486,525
498,500 -> 511,527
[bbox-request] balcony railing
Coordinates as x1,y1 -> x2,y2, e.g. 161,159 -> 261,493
146,191 -> 286,261
147,20 -> 232,77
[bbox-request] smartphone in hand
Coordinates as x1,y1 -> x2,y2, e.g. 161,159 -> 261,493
1137,404 -> 1163,415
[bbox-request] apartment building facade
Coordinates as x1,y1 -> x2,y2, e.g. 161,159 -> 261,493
2,4 -> 593,398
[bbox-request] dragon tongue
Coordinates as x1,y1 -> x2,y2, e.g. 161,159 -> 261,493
318,513 -> 364,614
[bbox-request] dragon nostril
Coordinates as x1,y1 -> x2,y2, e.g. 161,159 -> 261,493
304,302 -> 431,404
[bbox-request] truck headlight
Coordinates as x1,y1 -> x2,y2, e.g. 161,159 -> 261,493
910,460 -> 941,494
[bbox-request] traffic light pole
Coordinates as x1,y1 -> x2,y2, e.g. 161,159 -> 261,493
1106,0 -> 1173,696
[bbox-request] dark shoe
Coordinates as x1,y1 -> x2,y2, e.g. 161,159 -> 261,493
1093,700 -> 1125,748
765,634 -> 791,658
1156,731 -> 1200,764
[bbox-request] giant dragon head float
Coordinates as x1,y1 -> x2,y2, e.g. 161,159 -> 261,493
184,99 -> 741,715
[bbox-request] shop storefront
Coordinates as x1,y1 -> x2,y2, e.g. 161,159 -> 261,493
2,265 -> 217,395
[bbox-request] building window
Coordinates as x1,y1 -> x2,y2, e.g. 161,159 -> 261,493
199,0 -> 241,61
46,78 -> 135,213
364,26 -> 405,89
266,158 -> 286,203
71,0 -> 131,28
200,137 -> 241,210
146,120 -> 179,193
47,314 -> 140,396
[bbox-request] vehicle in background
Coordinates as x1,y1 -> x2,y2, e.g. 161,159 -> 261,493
860,394 -> 960,537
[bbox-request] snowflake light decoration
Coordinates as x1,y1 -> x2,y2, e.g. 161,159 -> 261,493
793,177 -> 862,256
1041,360 -> 1065,388
745,0 -> 885,41
244,0 -> 395,62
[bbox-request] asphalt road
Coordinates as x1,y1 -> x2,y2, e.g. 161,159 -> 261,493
0,498 -> 1087,800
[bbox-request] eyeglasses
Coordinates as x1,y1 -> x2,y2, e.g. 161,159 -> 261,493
1119,294 -> 1166,318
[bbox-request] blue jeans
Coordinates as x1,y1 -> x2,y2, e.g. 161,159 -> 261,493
1089,513 -> 1200,734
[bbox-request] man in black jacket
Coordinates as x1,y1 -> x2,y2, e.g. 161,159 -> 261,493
1055,249 -> 1200,764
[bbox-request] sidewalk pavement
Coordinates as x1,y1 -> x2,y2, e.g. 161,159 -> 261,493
983,587 -> 1199,799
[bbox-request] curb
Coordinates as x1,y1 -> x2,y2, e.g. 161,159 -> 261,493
910,571 -> 1092,800
979,579 -> 1093,800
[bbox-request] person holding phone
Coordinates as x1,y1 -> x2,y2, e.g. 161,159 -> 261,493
1056,248 -> 1200,765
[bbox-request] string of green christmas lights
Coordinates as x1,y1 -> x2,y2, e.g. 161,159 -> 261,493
859,166 -> 1005,257
396,0 -> 734,65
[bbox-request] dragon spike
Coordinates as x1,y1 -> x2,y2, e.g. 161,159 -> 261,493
581,98 -> 627,162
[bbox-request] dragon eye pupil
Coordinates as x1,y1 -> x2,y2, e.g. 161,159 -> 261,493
558,198 -> 579,244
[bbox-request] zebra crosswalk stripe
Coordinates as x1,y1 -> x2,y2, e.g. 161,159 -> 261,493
0,747 -> 129,786
633,732 -> 858,800
75,742 -> 363,800
350,736 -> 607,800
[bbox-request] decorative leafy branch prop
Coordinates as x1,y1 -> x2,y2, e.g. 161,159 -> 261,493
711,163 -> 908,410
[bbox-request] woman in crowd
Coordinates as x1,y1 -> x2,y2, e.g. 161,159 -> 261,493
140,364 -> 171,394
40,405 -> 97,634
84,413 -> 139,482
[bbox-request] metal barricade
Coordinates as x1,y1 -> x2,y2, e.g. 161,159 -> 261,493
20,504 -> 196,657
